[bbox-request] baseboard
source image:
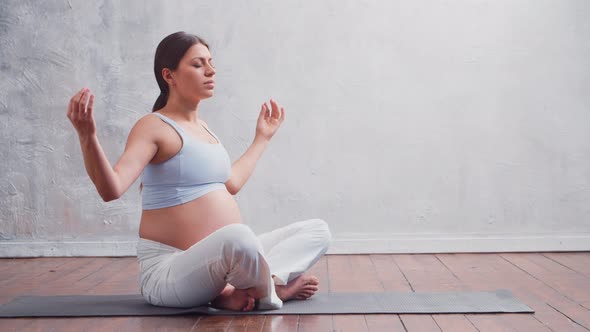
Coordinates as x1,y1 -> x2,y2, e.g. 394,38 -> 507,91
0,240 -> 138,257
1,233 -> 589,257
329,232 -> 590,254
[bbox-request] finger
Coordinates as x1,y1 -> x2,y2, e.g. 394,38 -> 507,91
68,88 -> 85,119
260,104 -> 269,120
72,93 -> 83,122
67,99 -> 73,119
304,285 -> 319,291
280,107 -> 285,122
263,103 -> 270,120
71,88 -> 85,104
86,94 -> 95,118
270,99 -> 280,119
77,89 -> 89,116
77,88 -> 88,106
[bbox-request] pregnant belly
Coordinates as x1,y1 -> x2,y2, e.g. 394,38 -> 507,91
139,188 -> 243,250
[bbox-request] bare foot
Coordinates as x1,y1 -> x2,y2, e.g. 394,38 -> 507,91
275,275 -> 320,301
210,284 -> 257,311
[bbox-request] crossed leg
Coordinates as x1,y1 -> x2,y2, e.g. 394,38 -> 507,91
139,220 -> 331,312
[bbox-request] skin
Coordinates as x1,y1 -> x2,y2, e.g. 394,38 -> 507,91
67,43 -> 319,311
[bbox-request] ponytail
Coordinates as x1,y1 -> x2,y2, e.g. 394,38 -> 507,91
152,90 -> 168,112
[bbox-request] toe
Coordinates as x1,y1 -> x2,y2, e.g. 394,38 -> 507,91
243,297 -> 255,311
306,276 -> 320,285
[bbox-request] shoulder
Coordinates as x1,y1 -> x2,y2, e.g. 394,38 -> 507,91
199,119 -> 210,129
132,113 -> 163,132
126,113 -> 166,142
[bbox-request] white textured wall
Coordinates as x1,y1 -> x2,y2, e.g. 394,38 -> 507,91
1,0 -> 589,256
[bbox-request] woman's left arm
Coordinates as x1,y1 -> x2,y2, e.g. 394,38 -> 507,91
225,99 -> 285,195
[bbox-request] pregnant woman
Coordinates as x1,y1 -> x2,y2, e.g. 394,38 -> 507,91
66,31 -> 331,311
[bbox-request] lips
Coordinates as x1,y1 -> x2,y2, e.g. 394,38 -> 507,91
204,80 -> 215,85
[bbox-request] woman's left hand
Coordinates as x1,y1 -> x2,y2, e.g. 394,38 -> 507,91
255,99 -> 285,142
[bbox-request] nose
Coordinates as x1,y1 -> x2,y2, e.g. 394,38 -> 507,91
206,63 -> 215,76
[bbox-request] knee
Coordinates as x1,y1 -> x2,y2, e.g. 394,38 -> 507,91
218,224 -> 260,258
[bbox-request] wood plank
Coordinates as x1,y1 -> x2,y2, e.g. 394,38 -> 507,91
297,315 -> 333,332
0,258 -> 74,292
110,316 -> 200,331
437,253 -> 575,331
85,258 -> 139,294
0,317 -> 31,332
439,253 -> 560,331
262,315 -> 298,332
400,314 -> 441,331
364,315 -> 406,332
525,307 -> 589,332
347,255 -> 386,292
392,254 -> 466,291
327,255 -> 358,292
227,315 -> 266,331
3,258 -> 96,297
16,316 -> 131,332
0,258 -> 51,274
191,315 -> 233,331
332,314 -> 369,332
30,257 -> 115,295
431,314 -> 478,332
369,254 -> 412,292
391,254 -> 478,332
501,253 -> 590,303
544,252 -> 590,277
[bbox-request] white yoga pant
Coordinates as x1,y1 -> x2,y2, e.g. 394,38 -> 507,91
136,219 -> 331,309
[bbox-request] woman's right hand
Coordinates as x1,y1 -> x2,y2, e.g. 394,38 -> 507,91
67,87 -> 96,138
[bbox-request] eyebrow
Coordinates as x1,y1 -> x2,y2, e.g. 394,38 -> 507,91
191,57 -> 213,61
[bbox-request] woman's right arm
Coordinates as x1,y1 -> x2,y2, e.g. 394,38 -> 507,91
67,88 -> 158,201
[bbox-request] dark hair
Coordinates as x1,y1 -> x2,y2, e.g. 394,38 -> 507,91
152,31 -> 210,112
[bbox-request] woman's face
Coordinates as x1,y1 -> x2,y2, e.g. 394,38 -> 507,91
169,43 -> 216,102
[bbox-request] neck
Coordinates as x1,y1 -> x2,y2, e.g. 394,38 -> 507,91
160,90 -> 201,122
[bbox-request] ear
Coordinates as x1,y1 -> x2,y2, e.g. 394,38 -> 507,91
162,68 -> 175,86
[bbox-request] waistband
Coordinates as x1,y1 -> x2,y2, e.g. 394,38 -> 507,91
137,238 -> 181,261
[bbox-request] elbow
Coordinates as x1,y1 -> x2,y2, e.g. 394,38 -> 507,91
226,186 -> 238,196
100,192 -> 120,202
98,187 -> 122,202
225,182 -> 238,196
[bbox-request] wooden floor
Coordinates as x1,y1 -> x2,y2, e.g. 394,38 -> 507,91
1,253 -> 589,331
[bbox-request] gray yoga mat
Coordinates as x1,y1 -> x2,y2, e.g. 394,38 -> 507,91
0,290 -> 533,317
